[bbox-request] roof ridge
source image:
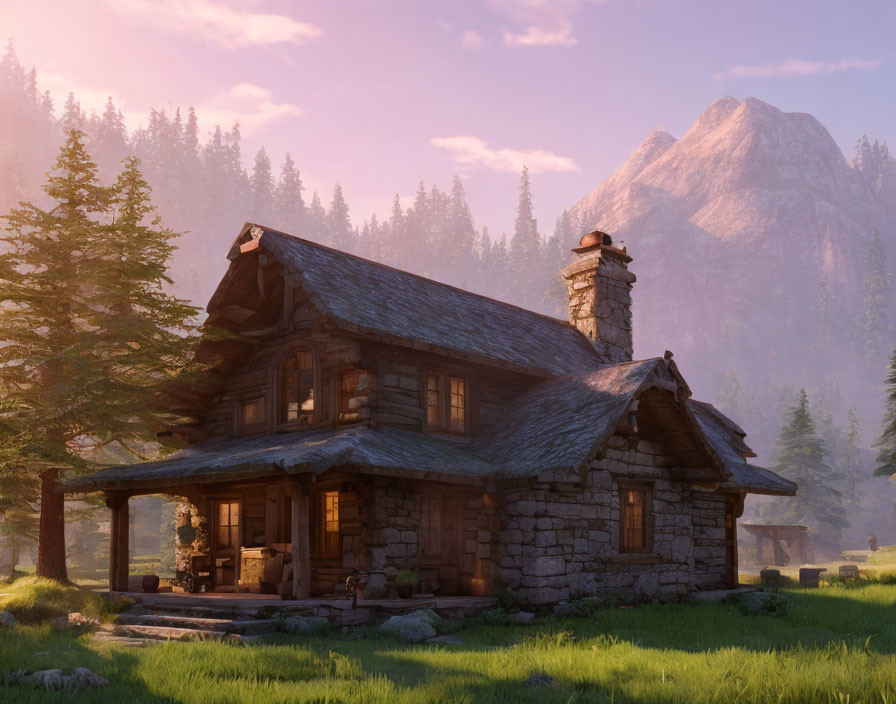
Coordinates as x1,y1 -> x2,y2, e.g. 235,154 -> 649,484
253,222 -> 587,332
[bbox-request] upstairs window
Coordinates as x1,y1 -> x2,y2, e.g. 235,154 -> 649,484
239,397 -> 265,434
426,372 -> 466,433
281,347 -> 315,425
619,483 -> 653,553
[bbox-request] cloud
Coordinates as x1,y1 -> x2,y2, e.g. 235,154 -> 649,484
492,0 -> 596,48
196,83 -> 302,137
502,23 -> 577,47
430,135 -> 580,174
39,72 -> 301,139
108,0 -> 322,49
460,30 -> 484,49
715,57 -> 883,79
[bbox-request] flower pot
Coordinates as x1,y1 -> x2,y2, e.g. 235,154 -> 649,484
142,575 -> 160,593
395,582 -> 415,599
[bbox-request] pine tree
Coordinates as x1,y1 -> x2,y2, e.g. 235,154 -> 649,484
307,191 -> 330,245
328,183 -> 354,251
272,152 -> 305,233
859,229 -> 890,361
0,133 -> 203,580
441,175 -> 477,286
758,389 -> 848,546
508,166 -> 543,308
92,97 -> 129,180
61,93 -> 83,131
843,408 -> 863,515
249,147 -> 274,222
874,349 -> 896,477
543,209 -> 573,316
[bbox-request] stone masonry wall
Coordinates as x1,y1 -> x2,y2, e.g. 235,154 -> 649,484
563,250 -> 635,364
497,434 -> 728,606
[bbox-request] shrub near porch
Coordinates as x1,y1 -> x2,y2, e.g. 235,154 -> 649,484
3,583 -> 896,702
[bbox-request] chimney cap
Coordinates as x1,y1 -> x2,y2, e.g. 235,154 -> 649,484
576,230 -> 612,251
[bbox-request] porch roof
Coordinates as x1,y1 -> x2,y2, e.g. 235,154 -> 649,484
689,401 -> 797,496
64,425 -> 493,493
64,359 -> 794,497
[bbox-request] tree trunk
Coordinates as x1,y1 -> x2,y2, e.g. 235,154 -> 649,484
9,541 -> 19,578
36,468 -> 68,581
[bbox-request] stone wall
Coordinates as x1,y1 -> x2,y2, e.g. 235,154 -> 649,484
365,480 -> 421,597
496,434 -> 728,606
562,248 -> 635,364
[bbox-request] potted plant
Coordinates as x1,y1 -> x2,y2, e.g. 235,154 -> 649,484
393,569 -> 418,599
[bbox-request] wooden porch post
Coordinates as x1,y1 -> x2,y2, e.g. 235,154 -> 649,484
291,475 -> 311,599
106,492 -> 130,591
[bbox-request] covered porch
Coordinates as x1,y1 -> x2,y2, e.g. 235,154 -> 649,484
64,426 -> 498,601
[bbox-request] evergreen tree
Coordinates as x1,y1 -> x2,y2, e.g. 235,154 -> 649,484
92,97 -> 129,180
508,166 -> 543,308
543,209 -> 573,316
328,183 -> 354,251
859,229 -> 890,361
307,191 -> 330,245
442,175 -> 477,286
843,408 -> 863,515
272,152 -> 305,233
0,132 -> 203,580
758,389 -> 848,546
249,147 -> 274,222
61,93 -> 83,131
874,349 -> 896,477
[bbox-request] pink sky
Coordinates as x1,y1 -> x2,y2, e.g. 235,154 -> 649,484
2,0 -> 893,235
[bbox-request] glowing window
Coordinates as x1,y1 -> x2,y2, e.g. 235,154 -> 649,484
321,491 -> 339,557
620,485 -> 652,553
449,377 -> 465,432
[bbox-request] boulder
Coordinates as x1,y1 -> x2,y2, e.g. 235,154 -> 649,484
379,609 -> 442,643
736,591 -> 789,615
509,611 -> 536,624
282,616 -> 330,634
0,611 -> 16,628
523,674 -> 559,689
5,667 -> 109,692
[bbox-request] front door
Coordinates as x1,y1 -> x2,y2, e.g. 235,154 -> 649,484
420,494 -> 462,594
213,499 -> 241,587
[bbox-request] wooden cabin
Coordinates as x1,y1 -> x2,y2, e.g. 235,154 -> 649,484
65,224 -> 796,606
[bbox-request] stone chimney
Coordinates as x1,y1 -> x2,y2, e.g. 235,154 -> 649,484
562,230 -> 635,364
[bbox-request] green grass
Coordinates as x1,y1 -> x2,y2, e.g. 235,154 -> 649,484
3,584 -> 896,702
0,577 -> 129,623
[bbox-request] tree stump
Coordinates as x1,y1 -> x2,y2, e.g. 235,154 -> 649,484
839,565 -> 859,581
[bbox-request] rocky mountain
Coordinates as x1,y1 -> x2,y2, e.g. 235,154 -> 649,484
569,96 -> 896,463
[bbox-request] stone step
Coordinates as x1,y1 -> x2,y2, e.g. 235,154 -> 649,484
112,624 -> 235,642
127,601 -> 267,620
116,613 -> 281,635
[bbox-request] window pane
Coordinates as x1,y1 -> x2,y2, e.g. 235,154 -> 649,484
321,491 -> 339,556
282,350 -> 315,424
449,377 -> 465,432
427,373 -> 442,428
241,398 -> 264,429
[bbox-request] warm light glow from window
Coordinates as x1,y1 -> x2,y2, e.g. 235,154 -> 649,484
449,377 -> 465,432
621,487 -> 646,552
323,491 -> 339,556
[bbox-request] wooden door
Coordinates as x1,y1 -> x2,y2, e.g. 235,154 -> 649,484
213,499 -> 241,587
420,494 -> 462,595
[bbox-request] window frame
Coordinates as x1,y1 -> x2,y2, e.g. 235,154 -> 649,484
237,396 -> 267,436
424,368 -> 469,434
618,481 -> 654,554
273,341 -> 322,430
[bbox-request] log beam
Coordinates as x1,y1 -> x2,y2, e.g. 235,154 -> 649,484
291,475 -> 311,599
106,492 -> 130,591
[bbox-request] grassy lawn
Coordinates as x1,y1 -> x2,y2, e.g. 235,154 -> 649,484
2,583 -> 896,703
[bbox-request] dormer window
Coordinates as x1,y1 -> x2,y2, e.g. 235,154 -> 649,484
281,347 -> 316,425
426,371 -> 466,433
